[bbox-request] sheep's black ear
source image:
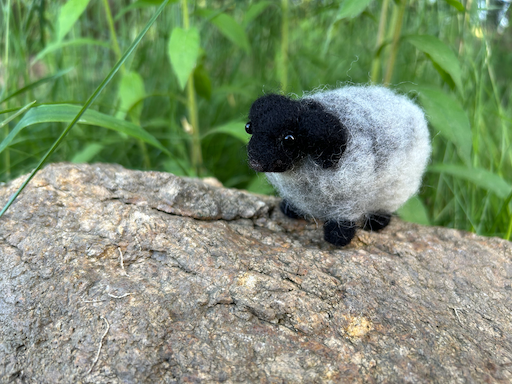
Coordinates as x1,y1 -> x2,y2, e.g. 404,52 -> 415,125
299,106 -> 347,169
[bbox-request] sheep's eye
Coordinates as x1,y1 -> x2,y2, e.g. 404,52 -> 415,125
283,134 -> 295,147
245,122 -> 253,134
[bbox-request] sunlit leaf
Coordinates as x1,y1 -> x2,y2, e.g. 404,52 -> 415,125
71,143 -> 104,163
168,27 -> 201,90
0,104 -> 170,156
416,86 -> 472,164
398,196 -> 431,225
56,0 -> 92,42
429,163 -> 512,199
116,70 -> 146,121
203,120 -> 249,143
209,13 -> 251,54
406,34 -> 462,90
337,0 -> 373,20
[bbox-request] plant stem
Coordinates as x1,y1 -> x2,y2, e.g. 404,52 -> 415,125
3,0 -> 11,179
371,0 -> 390,83
485,41 -> 510,172
182,0 -> 202,175
280,0 -> 289,93
102,0 -> 123,64
383,0 -> 406,85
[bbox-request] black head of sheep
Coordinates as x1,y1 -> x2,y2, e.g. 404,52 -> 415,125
246,94 -> 348,172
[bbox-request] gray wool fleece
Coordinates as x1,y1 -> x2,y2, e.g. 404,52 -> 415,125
265,86 -> 431,223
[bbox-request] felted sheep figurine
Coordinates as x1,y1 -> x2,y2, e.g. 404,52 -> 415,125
245,85 -> 431,246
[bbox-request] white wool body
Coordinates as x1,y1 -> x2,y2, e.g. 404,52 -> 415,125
265,86 -> 431,222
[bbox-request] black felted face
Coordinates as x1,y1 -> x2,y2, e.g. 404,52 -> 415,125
246,94 -> 348,172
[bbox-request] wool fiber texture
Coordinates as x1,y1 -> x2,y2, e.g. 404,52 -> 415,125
265,86 -> 431,223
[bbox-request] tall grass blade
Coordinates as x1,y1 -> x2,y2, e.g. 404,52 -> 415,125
429,164 -> 512,199
33,39 -> 111,63
114,0 -> 178,21
0,0 -> 171,218
0,101 -> 37,130
0,69 -> 72,104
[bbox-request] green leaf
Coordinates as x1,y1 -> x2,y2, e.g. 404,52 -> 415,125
406,34 -> 462,90
209,13 -> 251,54
193,65 -> 212,100
336,0 -> 373,20
56,0 -> 92,42
416,86 -> 472,164
203,120 -> 249,143
71,143 -> 104,163
168,27 -> 201,90
242,1 -> 272,27
429,164 -> 512,199
398,196 -> 431,226
116,70 -> 146,121
444,0 -> 465,12
33,38 -> 111,63
431,60 -> 456,90
0,104 -> 170,156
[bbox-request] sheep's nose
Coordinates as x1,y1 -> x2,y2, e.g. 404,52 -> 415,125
248,158 -> 265,172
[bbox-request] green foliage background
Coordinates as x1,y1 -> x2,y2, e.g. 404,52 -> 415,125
1,0 -> 511,239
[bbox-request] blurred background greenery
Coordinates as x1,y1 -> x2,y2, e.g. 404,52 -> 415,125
1,0 -> 511,239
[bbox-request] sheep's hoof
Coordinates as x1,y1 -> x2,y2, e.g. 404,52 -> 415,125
280,200 -> 303,219
362,212 -> 392,231
324,220 -> 356,246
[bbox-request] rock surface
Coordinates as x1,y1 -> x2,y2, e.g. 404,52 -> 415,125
0,162 -> 511,383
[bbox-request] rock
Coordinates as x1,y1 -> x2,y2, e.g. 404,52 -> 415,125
0,162 -> 511,383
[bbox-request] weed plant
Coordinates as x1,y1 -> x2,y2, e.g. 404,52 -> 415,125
0,0 -> 511,240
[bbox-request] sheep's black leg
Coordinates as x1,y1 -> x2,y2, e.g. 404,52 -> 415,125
362,212 -> 392,231
324,220 -> 356,246
280,200 -> 303,219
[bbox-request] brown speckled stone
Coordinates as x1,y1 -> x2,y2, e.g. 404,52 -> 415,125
0,163 -> 511,383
